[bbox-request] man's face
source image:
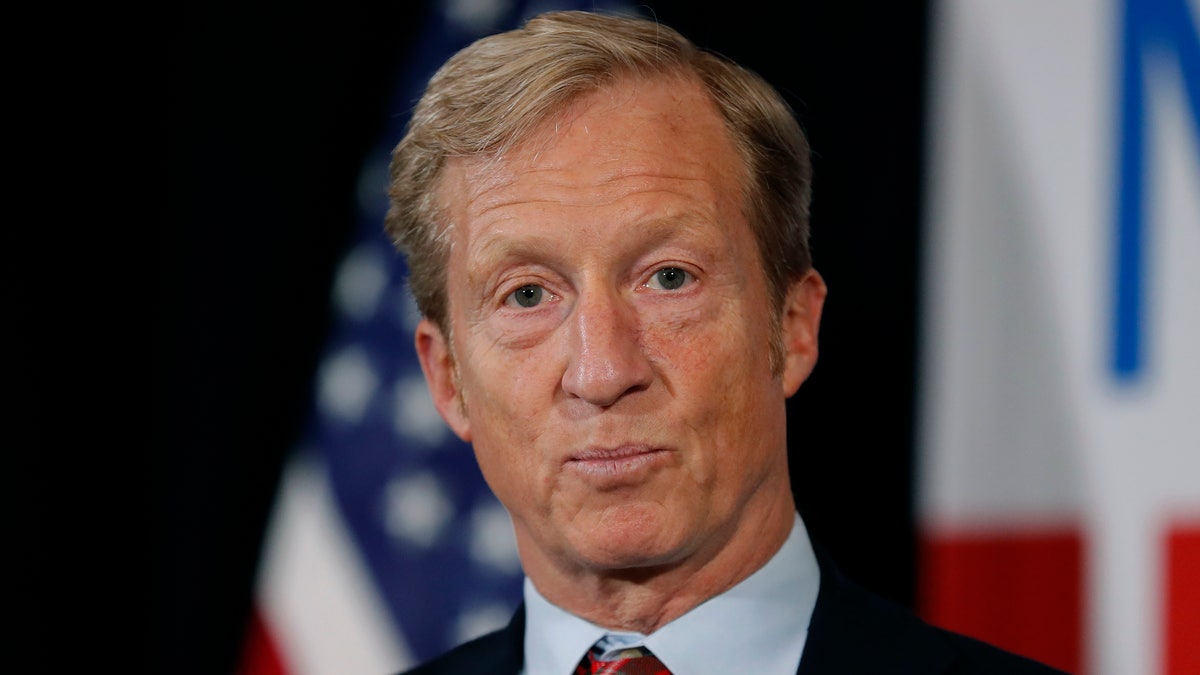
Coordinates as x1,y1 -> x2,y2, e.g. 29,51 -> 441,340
416,75 -> 824,581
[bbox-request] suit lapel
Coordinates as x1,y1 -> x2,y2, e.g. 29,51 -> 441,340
493,604 -> 526,675
796,544 -> 956,675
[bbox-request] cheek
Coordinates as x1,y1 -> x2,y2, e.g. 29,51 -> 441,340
468,421 -> 543,519
644,304 -> 781,473
645,300 -> 773,400
457,347 -> 559,504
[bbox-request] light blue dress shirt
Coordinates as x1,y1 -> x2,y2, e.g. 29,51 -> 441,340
521,513 -> 820,675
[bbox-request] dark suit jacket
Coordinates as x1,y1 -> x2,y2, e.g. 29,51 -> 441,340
401,544 -> 1069,675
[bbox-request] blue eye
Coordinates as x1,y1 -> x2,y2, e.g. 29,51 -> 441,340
509,284 -> 544,308
649,267 -> 690,290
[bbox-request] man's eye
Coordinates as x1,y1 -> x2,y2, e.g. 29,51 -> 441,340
647,267 -> 691,291
507,284 -> 544,308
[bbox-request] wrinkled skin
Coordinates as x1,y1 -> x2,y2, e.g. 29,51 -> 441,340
415,73 -> 826,632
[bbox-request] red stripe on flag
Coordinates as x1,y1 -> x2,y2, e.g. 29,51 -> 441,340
237,606 -> 289,675
917,528 -> 1084,674
1164,520 -> 1200,675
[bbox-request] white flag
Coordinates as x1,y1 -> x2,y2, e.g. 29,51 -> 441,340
917,1 -> 1200,674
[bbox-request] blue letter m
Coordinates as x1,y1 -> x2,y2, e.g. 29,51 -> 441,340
1113,0 -> 1200,381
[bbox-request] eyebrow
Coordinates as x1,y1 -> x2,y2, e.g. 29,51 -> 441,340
463,228 -> 566,294
467,212 -> 725,283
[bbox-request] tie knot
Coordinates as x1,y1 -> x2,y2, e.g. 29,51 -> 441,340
576,645 -> 671,675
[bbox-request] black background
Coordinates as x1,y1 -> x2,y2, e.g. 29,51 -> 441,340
161,2 -> 930,672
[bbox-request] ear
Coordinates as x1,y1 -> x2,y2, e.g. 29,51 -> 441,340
414,318 -> 472,442
780,269 -> 827,397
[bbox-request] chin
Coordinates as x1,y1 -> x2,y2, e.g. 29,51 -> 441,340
570,509 -> 693,571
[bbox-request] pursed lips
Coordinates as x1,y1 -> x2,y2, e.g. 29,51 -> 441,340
565,444 -> 672,485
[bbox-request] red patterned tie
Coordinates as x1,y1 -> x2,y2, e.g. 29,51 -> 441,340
574,646 -> 672,675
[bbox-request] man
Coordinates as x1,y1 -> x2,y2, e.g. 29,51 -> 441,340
385,10 -> 1066,675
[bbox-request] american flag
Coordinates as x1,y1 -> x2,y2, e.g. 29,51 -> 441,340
240,2 -> 638,673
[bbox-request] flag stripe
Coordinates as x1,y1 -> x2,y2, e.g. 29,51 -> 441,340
238,607 -> 289,675
917,527 -> 1084,674
256,455 -> 413,675
1164,521 -> 1200,675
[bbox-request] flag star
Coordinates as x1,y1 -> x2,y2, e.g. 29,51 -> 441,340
468,500 -> 522,574
453,602 -> 514,645
392,373 -> 450,446
444,0 -> 512,35
333,244 -> 389,322
383,471 -> 454,548
318,346 -> 380,424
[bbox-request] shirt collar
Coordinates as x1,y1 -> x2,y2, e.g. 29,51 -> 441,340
522,513 -> 820,675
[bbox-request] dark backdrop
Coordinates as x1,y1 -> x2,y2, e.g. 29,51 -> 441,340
161,2 -> 929,672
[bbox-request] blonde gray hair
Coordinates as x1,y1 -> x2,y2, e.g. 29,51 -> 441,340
386,9 -> 813,337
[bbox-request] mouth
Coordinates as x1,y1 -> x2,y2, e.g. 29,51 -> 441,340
565,445 -> 671,487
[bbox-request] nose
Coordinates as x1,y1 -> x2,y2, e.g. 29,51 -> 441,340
561,287 -> 653,407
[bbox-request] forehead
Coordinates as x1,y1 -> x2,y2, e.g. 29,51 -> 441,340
436,73 -> 746,225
